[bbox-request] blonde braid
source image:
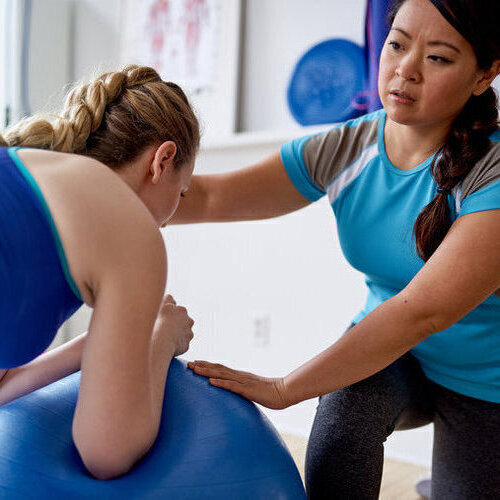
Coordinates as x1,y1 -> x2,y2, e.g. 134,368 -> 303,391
2,114 -> 73,152
121,64 -> 162,87
1,66 -> 143,153
1,65 -> 199,168
58,72 -> 121,152
62,66 -> 163,153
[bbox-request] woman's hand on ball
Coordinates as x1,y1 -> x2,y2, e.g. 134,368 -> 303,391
153,295 -> 195,357
187,361 -> 291,410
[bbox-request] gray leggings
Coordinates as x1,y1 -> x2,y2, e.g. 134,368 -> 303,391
305,349 -> 500,499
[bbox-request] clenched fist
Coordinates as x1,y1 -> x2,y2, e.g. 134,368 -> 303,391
153,295 -> 194,357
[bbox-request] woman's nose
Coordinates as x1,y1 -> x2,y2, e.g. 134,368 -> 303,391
396,55 -> 421,83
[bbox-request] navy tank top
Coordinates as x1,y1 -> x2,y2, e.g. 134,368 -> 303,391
0,147 -> 83,368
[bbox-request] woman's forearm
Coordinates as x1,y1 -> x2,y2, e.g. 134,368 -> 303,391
169,175 -> 210,225
169,153 -> 309,225
149,335 -> 176,423
0,333 -> 86,406
283,295 -> 435,405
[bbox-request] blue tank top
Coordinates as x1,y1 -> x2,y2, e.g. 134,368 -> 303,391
0,147 -> 83,368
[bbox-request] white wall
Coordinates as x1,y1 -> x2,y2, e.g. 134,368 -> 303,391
70,0 -> 122,81
239,0 -> 366,132
26,0 -> 71,115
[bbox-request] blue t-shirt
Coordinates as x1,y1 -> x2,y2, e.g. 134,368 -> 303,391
280,109 -> 500,403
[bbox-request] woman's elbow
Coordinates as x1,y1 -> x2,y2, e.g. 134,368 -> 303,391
391,293 -> 457,340
73,427 -> 156,480
79,452 -> 134,481
402,302 -> 458,337
425,311 -> 462,335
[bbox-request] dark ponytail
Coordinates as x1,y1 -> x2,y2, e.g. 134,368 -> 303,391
414,88 -> 498,259
388,0 -> 500,261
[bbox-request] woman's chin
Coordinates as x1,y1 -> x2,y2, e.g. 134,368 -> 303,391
385,105 -> 422,127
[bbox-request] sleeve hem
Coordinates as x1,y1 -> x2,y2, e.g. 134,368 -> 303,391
457,205 -> 500,218
280,142 -> 325,202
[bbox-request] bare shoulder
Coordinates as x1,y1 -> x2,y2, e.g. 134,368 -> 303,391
17,149 -> 143,211
16,149 -> 165,305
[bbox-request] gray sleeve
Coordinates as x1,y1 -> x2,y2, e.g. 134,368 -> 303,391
460,140 -> 500,202
302,118 -> 379,191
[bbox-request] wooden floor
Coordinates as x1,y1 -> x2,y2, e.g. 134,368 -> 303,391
281,433 -> 430,500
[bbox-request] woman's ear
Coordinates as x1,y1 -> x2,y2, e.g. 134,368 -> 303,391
151,141 -> 177,184
473,59 -> 500,96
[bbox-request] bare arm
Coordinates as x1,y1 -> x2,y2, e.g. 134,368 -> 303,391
70,197 -> 194,480
0,333 -> 86,407
169,152 -> 311,224
72,221 -> 168,480
189,209 -> 500,408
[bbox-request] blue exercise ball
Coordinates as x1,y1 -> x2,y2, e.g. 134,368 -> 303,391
0,359 -> 305,499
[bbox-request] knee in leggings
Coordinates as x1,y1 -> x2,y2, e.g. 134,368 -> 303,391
314,389 -> 398,446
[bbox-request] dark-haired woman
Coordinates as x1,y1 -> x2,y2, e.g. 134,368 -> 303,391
175,0 -> 500,497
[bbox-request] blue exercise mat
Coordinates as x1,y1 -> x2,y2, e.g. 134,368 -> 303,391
0,359 -> 305,499
287,38 -> 366,125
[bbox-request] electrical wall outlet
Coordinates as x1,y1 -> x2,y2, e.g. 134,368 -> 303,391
253,314 -> 271,347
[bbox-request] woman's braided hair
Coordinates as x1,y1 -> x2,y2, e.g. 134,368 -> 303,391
0,65 -> 200,170
388,0 -> 500,260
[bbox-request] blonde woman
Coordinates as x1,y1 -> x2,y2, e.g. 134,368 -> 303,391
0,65 -> 198,480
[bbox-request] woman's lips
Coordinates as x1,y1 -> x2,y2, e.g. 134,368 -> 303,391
389,90 -> 416,104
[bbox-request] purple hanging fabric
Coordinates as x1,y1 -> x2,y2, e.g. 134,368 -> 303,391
364,0 -> 392,112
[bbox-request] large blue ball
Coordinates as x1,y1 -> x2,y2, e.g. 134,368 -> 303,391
0,359 -> 305,499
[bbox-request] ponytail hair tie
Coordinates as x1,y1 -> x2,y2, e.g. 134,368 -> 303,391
437,186 -> 451,195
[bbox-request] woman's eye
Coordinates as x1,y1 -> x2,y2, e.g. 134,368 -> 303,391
388,41 -> 402,51
428,55 -> 452,64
